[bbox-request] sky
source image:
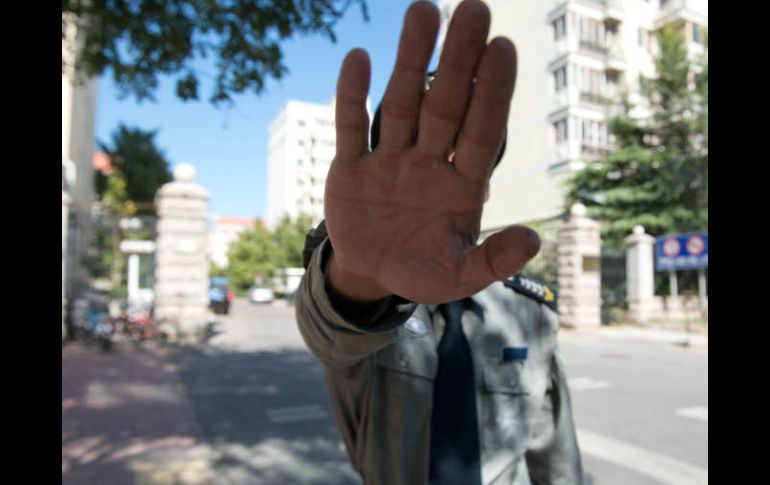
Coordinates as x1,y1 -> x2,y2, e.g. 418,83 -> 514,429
95,0 -> 441,220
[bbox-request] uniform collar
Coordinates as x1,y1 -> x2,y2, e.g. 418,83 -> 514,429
425,290 -> 489,316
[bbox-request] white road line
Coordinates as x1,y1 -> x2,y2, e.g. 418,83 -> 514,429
265,405 -> 328,424
568,377 -> 610,391
577,428 -> 708,485
676,406 -> 708,422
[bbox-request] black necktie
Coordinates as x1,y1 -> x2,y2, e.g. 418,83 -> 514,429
429,300 -> 482,485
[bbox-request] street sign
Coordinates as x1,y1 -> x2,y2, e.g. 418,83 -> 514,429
655,232 -> 708,271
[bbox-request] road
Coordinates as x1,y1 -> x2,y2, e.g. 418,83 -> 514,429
172,298 -> 707,484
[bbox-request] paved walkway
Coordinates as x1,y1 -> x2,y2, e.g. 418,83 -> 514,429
562,323 -> 708,348
62,342 -> 216,484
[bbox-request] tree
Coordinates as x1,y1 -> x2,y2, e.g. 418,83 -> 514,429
96,124 -> 173,211
62,0 -> 368,105
88,124 -> 172,294
226,222 -> 276,292
225,214 -> 313,293
567,24 -> 708,247
272,214 -> 314,268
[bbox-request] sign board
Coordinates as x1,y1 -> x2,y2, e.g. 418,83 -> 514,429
120,240 -> 156,254
655,232 -> 708,271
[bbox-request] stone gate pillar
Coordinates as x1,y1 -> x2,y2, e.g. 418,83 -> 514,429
625,225 -> 656,324
154,164 -> 209,343
557,203 -> 602,328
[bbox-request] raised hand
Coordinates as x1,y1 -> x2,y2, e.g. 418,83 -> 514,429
324,0 -> 540,305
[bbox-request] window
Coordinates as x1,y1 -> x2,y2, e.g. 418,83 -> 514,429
638,28 -> 652,50
578,67 -> 604,94
298,119 -> 306,127
692,24 -> 704,44
580,119 -> 609,146
298,139 -> 305,146
578,15 -> 605,47
582,119 -> 592,143
554,119 -> 568,143
553,16 -> 566,40
298,159 -> 304,167
554,66 -> 567,91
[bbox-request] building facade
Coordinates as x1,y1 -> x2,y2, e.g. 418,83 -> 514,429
437,0 -> 707,233
209,216 -> 258,269
62,12 -> 99,337
265,100 -> 338,229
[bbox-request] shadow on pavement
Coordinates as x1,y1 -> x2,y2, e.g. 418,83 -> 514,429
170,344 -> 361,484
62,343 -> 211,485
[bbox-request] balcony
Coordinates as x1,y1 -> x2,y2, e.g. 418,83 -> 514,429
606,44 -> 626,72
579,40 -> 608,56
580,91 -> 614,106
581,143 -> 612,159
655,0 -> 708,29
604,0 -> 623,22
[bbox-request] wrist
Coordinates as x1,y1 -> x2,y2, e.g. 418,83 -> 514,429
325,251 -> 391,303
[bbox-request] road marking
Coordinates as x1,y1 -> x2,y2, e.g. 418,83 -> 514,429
676,406 -> 708,422
265,405 -> 328,424
568,377 -> 610,391
577,428 -> 708,485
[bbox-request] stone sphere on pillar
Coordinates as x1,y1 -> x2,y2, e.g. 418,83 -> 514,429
174,163 -> 196,182
570,202 -> 587,218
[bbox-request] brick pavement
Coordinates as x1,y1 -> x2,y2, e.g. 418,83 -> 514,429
62,342 -> 215,484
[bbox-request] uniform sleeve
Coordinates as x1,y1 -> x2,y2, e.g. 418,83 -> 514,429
295,221 -> 418,369
525,310 -> 585,484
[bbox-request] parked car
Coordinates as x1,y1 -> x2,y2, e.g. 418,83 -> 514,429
249,284 -> 275,304
209,277 -> 233,315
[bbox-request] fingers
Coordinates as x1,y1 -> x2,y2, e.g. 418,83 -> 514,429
457,225 -> 540,293
416,0 -> 490,158
378,1 -> 439,150
453,37 -> 517,180
334,48 -> 372,162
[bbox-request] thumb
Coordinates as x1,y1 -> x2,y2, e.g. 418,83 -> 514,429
458,225 -> 541,294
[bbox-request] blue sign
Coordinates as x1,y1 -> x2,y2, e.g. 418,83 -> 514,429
655,232 -> 708,271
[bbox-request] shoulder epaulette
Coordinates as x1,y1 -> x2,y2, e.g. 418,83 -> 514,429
503,274 -> 557,312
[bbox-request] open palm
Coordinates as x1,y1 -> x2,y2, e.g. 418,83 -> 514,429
324,0 -> 540,304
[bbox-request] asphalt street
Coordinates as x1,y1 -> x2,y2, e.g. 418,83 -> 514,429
171,299 -> 707,484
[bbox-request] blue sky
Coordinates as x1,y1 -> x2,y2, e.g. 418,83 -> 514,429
95,0 -> 440,220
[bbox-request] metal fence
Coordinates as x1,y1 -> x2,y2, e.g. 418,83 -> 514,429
600,246 -> 626,324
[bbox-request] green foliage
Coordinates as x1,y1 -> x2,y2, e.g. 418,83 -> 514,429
226,214 -> 314,292
520,218 -> 561,289
62,0 -> 369,106
88,124 -> 171,291
272,214 -> 314,269
226,222 -> 276,292
567,24 -> 708,247
97,124 -> 173,211
209,262 -> 227,277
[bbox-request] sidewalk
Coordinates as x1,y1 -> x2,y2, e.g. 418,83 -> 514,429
62,342 -> 216,485
561,323 -> 708,348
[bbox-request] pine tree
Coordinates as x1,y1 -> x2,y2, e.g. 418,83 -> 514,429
568,24 -> 708,247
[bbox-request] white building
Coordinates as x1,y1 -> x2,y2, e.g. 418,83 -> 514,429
436,0 -> 707,233
62,11 -> 98,337
265,100 -> 338,229
209,216 -> 258,268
